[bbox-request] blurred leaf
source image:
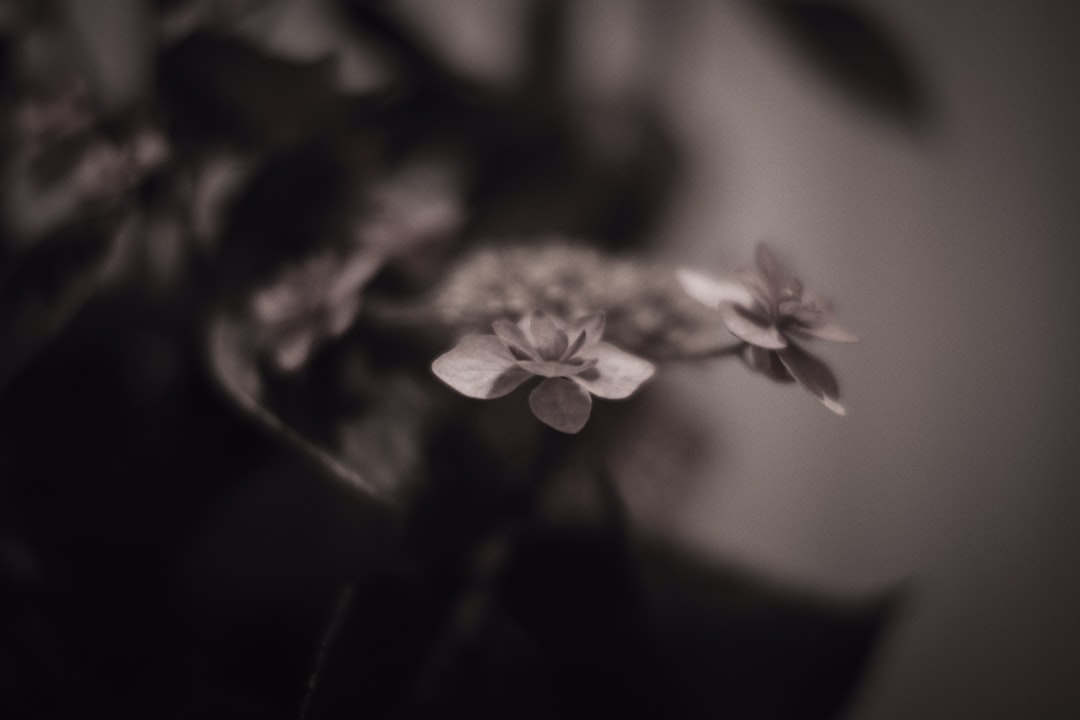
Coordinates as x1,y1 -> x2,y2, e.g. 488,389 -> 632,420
757,1 -> 930,128
206,313 -> 397,504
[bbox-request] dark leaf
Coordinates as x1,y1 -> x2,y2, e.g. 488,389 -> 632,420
758,1 -> 930,128
206,313 -> 398,504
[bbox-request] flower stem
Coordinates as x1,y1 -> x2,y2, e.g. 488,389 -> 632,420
300,583 -> 355,720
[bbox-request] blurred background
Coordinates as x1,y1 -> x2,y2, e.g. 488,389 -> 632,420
640,1 -> 1080,718
2,0 -> 1079,718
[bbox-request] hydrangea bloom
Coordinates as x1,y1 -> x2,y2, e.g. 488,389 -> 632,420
432,309 -> 655,433
678,243 -> 857,415
433,242 -> 721,359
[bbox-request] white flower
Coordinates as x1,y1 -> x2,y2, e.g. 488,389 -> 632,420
432,309 -> 656,433
679,243 -> 857,415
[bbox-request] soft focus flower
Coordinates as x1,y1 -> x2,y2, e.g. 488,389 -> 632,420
433,241 -> 723,358
678,243 -> 857,415
251,249 -> 380,372
248,160 -> 464,373
432,309 -> 656,433
4,82 -> 170,245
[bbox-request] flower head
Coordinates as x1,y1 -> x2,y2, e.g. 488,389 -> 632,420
432,309 -> 656,433
433,242 -> 723,359
678,243 -> 857,415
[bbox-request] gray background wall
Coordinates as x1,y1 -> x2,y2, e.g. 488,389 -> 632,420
633,2 -> 1080,717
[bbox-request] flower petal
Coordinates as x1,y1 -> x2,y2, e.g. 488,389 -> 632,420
755,242 -> 788,295
516,359 -> 590,378
563,312 -> 605,359
521,309 -> 569,360
676,268 -> 756,310
274,328 -> 317,372
777,343 -> 846,415
718,302 -> 787,349
327,294 -> 362,336
742,345 -> 795,383
492,319 -> 537,359
573,312 -> 606,342
432,334 -> 531,399
738,269 -> 777,309
573,341 -> 656,399
779,299 -> 825,327
789,318 -> 859,344
529,377 -> 592,433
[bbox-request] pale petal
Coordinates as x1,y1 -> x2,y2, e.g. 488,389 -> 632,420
520,309 -> 568,360
778,299 -> 825,327
492,319 -> 537,359
718,302 -> 787,350
432,334 -> 530,399
327,295 -> 361,336
738,269 -> 776,308
572,312 -> 606,343
274,329 -> 316,372
789,318 -> 859,344
573,342 -> 656,399
676,268 -> 756,310
777,343 -> 846,415
516,358 -> 589,378
529,377 -> 592,433
563,312 -> 605,359
562,328 -> 588,361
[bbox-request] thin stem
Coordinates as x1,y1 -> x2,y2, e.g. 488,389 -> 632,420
300,583 -> 355,720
